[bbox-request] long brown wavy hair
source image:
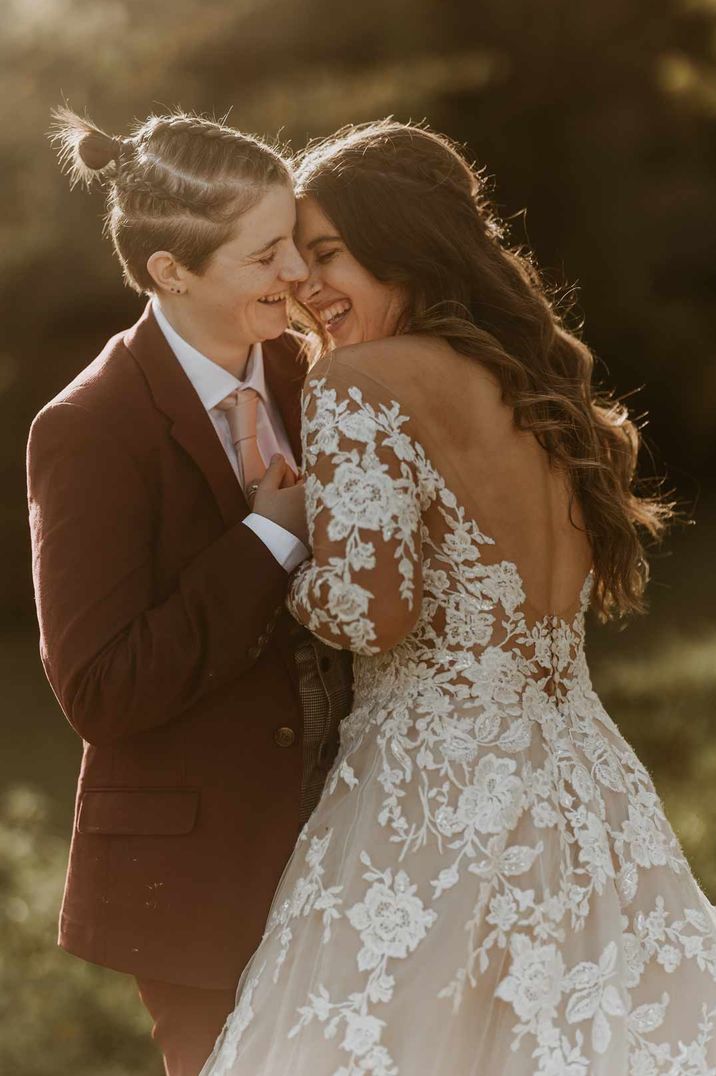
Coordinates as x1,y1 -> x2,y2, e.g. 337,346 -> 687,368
295,120 -> 673,622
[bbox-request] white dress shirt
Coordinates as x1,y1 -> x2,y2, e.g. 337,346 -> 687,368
152,299 -> 308,572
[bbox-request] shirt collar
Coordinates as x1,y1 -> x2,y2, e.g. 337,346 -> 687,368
152,298 -> 266,412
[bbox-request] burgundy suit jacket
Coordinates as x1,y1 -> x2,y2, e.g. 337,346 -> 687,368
27,303 -> 312,989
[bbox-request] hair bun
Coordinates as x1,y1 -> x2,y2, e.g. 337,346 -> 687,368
77,131 -> 122,171
50,106 -> 127,187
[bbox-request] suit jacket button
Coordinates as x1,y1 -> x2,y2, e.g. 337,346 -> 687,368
274,726 -> 296,748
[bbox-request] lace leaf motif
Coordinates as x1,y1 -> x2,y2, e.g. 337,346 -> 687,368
288,376 -> 437,655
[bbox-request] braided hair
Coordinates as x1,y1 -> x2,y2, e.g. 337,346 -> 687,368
51,107 -> 291,292
295,120 -> 673,622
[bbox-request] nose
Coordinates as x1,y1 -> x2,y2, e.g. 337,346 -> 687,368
294,263 -> 321,305
279,240 -> 308,284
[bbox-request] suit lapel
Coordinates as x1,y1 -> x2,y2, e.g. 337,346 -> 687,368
125,303 -> 246,527
263,332 -> 309,468
125,305 -> 310,529
127,305 -> 313,688
258,333 -> 310,688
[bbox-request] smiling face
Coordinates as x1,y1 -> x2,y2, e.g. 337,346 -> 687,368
188,182 -> 308,343
153,183 -> 308,370
294,196 -> 408,346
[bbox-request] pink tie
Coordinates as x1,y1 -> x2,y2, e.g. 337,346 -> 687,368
216,387 -> 267,493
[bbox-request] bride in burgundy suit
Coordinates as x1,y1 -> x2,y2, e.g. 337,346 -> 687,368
27,108 -> 353,1076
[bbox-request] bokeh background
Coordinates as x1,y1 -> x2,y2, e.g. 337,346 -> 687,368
2,1 -> 715,1072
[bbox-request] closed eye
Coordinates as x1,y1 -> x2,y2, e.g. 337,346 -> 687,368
316,249 -> 339,265
258,250 -> 277,267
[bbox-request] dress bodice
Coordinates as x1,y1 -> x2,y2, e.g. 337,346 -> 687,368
287,349 -> 595,725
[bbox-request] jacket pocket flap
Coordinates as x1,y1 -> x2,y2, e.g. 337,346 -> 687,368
77,788 -> 200,836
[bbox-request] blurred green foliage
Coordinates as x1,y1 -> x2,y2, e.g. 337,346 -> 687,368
1,0 -> 715,1072
0,785 -> 157,1075
2,0 -> 716,622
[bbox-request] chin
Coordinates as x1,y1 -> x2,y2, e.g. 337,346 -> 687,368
257,311 -> 289,342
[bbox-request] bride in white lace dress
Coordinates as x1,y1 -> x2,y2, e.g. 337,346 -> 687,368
201,122 -> 716,1075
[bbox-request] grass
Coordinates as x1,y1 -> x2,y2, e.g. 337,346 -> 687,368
0,508 -> 714,1073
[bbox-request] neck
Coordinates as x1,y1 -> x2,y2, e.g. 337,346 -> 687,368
156,296 -> 252,380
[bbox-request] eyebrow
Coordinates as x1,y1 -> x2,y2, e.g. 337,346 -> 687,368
305,234 -> 342,250
247,235 -> 285,257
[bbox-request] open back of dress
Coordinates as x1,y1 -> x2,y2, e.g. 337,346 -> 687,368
287,338 -> 595,707
350,336 -> 595,698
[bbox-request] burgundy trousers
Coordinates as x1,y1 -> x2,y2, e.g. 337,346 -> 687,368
136,977 -> 237,1076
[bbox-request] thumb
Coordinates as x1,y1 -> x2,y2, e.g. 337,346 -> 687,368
257,454 -> 286,491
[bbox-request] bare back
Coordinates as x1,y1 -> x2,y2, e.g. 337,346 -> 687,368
329,334 -> 593,624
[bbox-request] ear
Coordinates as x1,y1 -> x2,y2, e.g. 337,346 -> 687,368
146,250 -> 190,295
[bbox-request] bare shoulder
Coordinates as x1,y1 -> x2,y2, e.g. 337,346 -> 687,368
332,334 -> 443,371
303,336 -> 515,461
316,335 -> 451,391
305,337 -> 507,452
332,335 -> 502,410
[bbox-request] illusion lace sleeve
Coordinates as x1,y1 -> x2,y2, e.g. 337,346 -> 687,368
286,360 -> 426,655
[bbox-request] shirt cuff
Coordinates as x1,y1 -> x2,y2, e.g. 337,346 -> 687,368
242,513 -> 309,573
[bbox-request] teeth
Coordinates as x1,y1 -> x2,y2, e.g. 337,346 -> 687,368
320,300 -> 351,325
259,292 -> 289,304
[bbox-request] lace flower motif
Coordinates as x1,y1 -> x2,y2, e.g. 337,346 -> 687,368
347,862 -> 437,971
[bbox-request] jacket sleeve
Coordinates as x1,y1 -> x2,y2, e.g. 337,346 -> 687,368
27,400 -> 289,745
286,361 -> 426,655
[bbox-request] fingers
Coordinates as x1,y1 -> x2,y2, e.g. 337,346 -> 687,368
279,465 -> 300,489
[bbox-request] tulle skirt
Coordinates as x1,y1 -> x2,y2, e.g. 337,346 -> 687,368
201,690 -> 716,1076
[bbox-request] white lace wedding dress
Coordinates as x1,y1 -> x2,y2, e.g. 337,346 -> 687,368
202,348 -> 716,1076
